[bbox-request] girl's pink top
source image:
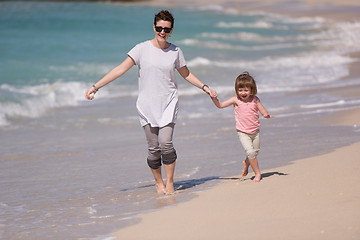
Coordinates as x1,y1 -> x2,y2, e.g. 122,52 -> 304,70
234,96 -> 260,134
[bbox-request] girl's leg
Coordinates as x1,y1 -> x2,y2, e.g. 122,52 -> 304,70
159,123 -> 176,194
238,130 -> 261,181
242,158 -> 250,176
248,157 -> 261,182
251,131 -> 261,181
143,124 -> 165,194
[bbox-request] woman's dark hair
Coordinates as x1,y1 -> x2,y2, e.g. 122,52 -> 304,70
154,10 -> 174,28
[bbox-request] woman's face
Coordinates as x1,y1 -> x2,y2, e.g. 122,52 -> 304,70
153,20 -> 173,42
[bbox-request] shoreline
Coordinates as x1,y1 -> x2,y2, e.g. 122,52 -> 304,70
111,0 -> 360,239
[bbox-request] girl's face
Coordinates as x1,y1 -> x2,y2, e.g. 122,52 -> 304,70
237,87 -> 251,101
153,20 -> 173,43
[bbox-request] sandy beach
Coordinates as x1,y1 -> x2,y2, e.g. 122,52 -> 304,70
113,142 -> 360,240
112,0 -> 360,239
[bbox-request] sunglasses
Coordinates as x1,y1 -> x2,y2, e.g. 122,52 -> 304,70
155,26 -> 172,33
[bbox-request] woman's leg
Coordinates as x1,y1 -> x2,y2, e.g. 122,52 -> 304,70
143,124 -> 165,194
164,162 -> 176,194
159,123 -> 176,194
151,168 -> 166,194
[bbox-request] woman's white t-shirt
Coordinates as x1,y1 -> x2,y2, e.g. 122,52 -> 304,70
128,40 -> 186,127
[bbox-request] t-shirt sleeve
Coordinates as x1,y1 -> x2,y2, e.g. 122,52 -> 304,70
175,47 -> 187,69
128,43 -> 141,66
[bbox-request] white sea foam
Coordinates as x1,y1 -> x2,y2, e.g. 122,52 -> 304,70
186,51 -> 354,97
178,38 -> 308,51
0,81 -> 110,126
193,4 -> 239,15
276,105 -> 360,118
245,11 -> 326,27
195,7 -> 327,28
48,62 -> 112,77
217,20 -> 277,29
99,237 -> 117,240
178,167 -> 200,178
185,20 -> 360,54
300,99 -> 360,109
187,52 -> 354,72
200,32 -> 282,42
200,31 -> 329,43
323,21 -> 360,53
86,207 -> 97,215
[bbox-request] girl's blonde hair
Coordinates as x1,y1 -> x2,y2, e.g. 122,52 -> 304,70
235,71 -> 257,98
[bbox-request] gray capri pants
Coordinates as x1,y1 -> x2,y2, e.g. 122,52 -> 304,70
143,123 -> 177,169
237,129 -> 260,160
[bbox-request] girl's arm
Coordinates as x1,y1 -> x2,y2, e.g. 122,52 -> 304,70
211,96 -> 237,109
85,56 -> 135,100
177,66 -> 217,97
256,96 -> 274,118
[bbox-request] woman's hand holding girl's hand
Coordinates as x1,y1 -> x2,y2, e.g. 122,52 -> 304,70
204,87 -> 217,98
209,89 -> 217,98
85,88 -> 96,100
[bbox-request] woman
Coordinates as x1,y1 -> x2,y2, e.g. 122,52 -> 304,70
85,10 -> 216,194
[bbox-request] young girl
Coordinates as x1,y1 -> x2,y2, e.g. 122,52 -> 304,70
211,72 -> 274,182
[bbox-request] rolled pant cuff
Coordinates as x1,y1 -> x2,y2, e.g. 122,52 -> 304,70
147,158 -> 162,169
162,150 -> 177,165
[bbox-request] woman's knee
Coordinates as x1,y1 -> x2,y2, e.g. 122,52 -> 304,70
160,140 -> 174,154
147,148 -> 176,168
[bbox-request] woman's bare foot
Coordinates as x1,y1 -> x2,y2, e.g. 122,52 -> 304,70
165,182 -> 175,195
164,162 -> 176,195
156,183 -> 166,195
242,159 -> 250,176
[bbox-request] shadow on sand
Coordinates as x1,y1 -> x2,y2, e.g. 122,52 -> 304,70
175,171 -> 288,191
119,171 -> 288,193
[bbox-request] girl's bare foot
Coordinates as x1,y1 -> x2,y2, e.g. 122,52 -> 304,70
248,157 -> 261,182
252,174 -> 261,182
242,159 -> 250,176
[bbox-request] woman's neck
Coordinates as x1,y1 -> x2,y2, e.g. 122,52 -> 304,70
151,38 -> 170,49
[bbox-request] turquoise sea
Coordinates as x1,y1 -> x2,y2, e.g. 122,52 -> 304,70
1,1 -> 360,239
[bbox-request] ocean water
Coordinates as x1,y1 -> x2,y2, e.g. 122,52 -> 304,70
1,1 -> 360,240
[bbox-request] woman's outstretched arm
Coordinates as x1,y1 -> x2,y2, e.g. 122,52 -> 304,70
177,65 -> 217,97
85,56 -> 135,100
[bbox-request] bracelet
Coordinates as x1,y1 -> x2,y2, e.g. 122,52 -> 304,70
201,84 -> 209,91
92,84 -> 99,91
